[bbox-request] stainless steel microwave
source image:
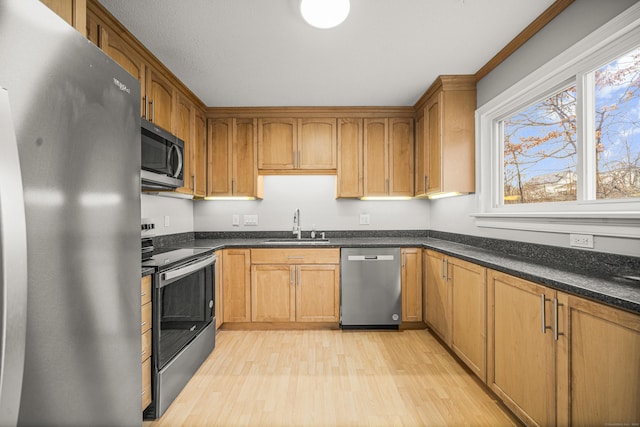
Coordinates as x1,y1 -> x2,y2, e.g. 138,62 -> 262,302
141,118 -> 184,189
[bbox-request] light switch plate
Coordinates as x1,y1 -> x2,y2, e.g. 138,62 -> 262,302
164,215 -> 170,227
244,214 -> 258,226
232,214 -> 240,226
360,214 -> 370,225
569,233 -> 594,248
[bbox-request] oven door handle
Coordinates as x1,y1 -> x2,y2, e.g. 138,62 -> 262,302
161,254 -> 216,286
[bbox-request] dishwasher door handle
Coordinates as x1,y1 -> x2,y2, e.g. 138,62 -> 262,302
347,255 -> 395,261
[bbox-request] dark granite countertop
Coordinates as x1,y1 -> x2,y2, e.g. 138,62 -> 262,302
148,233 -> 640,315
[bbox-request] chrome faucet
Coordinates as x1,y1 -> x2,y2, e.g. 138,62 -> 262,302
292,208 -> 301,239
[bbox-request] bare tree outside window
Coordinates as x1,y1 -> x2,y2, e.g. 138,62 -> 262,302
502,47 -> 640,205
503,86 -> 577,204
595,47 -> 640,199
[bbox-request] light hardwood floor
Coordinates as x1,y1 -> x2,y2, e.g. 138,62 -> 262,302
144,329 -> 520,427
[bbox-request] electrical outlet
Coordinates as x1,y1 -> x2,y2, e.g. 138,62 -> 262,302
244,214 -> 258,226
232,214 -> 240,226
359,214 -> 370,225
164,215 -> 170,227
569,233 -> 594,248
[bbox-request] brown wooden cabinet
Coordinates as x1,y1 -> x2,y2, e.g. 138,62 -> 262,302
424,249 -> 450,343
175,93 -> 195,194
414,111 -> 427,196
401,248 -> 422,322
40,0 -> 86,36
556,293 -> 640,426
208,118 -> 262,198
425,250 -> 486,381
145,67 -> 175,132
222,249 -> 251,323
258,118 -> 337,173
336,118 -> 363,198
193,108 -> 207,197
141,275 -> 152,411
363,118 -> 414,197
487,269 -> 559,426
250,249 -> 340,323
422,76 -> 476,197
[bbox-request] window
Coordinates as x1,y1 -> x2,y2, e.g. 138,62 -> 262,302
475,5 -> 640,237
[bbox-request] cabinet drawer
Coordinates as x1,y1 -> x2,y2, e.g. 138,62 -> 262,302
251,248 -> 340,264
141,329 -> 151,362
141,302 -> 152,334
141,275 -> 152,306
142,357 -> 151,410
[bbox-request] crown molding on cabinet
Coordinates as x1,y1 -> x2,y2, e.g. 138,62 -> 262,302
207,106 -> 415,119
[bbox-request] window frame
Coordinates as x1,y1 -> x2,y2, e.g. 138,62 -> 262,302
474,4 -> 640,238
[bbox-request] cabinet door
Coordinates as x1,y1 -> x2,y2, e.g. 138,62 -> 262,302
414,110 -> 427,196
102,29 -> 147,118
449,257 -> 486,381
258,118 -> 296,170
487,270 -> 556,427
234,118 -> 259,197
222,249 -> 251,322
215,250 -> 223,329
336,118 -> 363,198
40,0 -> 86,35
441,88 -> 476,194
389,118 -> 414,196
298,118 -> 337,170
363,118 -> 388,196
557,293 -> 640,426
146,67 -> 175,132
424,250 -> 450,344
175,93 -> 194,194
401,248 -> 422,322
251,265 -> 295,322
208,118 -> 233,197
426,92 -> 442,194
296,265 -> 340,322
193,108 -> 207,197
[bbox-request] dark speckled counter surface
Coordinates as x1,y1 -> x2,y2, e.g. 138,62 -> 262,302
147,231 -> 640,315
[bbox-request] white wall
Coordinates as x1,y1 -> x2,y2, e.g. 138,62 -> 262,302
430,0 -> 640,257
194,175 -> 430,232
141,193 -> 194,235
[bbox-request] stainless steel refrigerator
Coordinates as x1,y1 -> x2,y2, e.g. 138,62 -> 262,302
0,0 -> 141,425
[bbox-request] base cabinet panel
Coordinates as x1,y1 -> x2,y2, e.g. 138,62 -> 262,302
222,249 -> 251,322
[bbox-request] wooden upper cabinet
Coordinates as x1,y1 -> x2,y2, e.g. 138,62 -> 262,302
146,67 -> 175,132
363,118 -> 414,197
424,76 -> 476,196
364,118 -> 389,196
174,93 -> 195,194
298,118 -> 337,170
336,118 -> 363,198
258,118 -> 297,170
258,118 -> 337,173
414,111 -> 427,197
40,0 -> 86,36
208,118 -> 261,198
193,108 -> 207,197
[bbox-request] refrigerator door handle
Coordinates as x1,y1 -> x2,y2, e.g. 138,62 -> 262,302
0,87 -> 28,427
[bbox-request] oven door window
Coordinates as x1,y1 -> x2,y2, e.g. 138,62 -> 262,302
158,264 -> 214,369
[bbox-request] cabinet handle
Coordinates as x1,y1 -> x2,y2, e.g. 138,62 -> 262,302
402,253 -> 405,269
423,176 -> 426,192
386,178 -> 389,194
231,179 -> 235,194
192,175 -> 196,191
293,150 -> 297,168
150,100 -> 155,123
290,268 -> 294,287
143,96 -> 147,118
541,295 -> 553,334
553,298 -> 564,341
441,258 -> 446,280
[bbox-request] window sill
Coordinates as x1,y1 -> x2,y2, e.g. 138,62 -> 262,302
471,211 -> 640,238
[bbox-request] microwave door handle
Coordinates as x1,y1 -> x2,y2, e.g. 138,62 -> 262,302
167,144 -> 183,179
161,255 -> 216,286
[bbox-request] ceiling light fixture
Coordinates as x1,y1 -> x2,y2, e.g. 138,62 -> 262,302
300,0 -> 350,29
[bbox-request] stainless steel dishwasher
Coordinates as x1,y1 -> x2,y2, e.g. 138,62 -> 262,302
340,248 -> 401,329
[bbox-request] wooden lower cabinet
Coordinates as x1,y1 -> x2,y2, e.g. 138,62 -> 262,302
250,249 -> 340,323
424,250 -> 450,343
557,292 -> 640,426
401,248 -> 422,322
222,249 -> 251,322
141,275 -> 152,411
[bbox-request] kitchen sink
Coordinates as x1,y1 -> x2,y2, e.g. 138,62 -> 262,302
265,238 -> 330,244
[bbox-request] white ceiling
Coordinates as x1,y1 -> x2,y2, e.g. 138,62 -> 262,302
98,0 -> 555,107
